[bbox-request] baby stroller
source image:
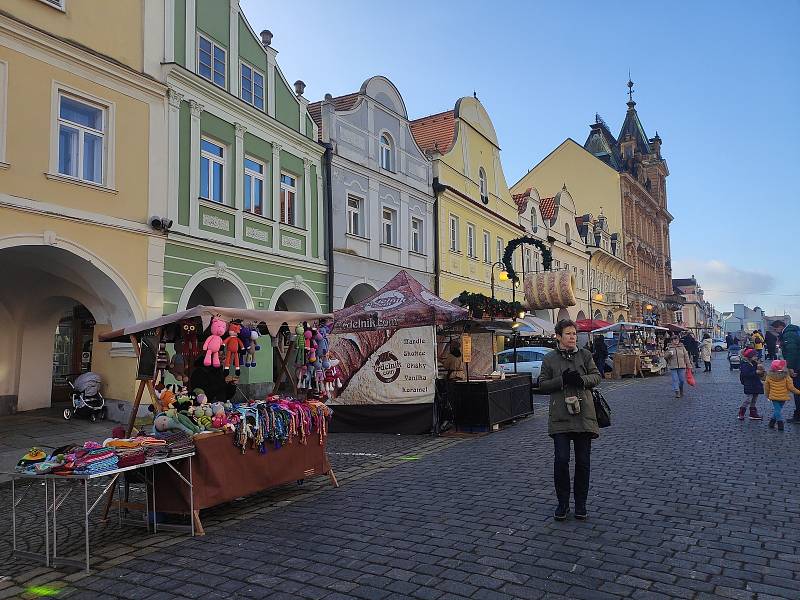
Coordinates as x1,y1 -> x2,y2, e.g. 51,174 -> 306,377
728,344 -> 741,371
64,371 -> 107,422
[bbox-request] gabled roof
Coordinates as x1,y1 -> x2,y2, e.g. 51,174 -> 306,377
539,197 -> 556,221
409,110 -> 456,155
511,188 -> 533,215
307,92 -> 361,128
618,101 -> 652,154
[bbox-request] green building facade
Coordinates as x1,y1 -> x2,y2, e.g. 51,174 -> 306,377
162,0 -> 327,388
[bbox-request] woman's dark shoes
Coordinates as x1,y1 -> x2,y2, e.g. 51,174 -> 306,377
574,505 -> 588,520
554,504 -> 569,521
768,418 -> 776,429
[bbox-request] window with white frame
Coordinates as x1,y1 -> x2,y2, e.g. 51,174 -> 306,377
674,310 -> 683,323
565,262 -> 569,272
534,252 -> 540,272
243,157 -> 265,215
531,206 -> 537,231
380,133 -> 393,171
483,231 -> 490,263
467,223 -> 476,258
280,173 -> 297,225
555,260 -> 561,269
580,269 -> 585,289
346,195 -> 362,236
525,249 -> 532,272
411,217 -> 423,254
496,237 -> 503,263
479,167 -> 488,202
57,93 -> 106,184
198,34 -> 226,88
449,215 -> 459,252
382,207 -> 397,245
200,138 -> 224,203
240,63 -> 265,110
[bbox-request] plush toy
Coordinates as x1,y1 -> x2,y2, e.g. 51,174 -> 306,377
203,318 -> 227,367
167,351 -> 189,385
173,391 -> 193,414
180,319 -> 201,374
326,358 -> 343,389
156,343 -> 170,376
295,324 -> 306,364
245,330 -> 260,367
165,408 -> 202,433
154,413 -> 195,435
224,322 -> 244,376
153,387 -> 176,413
193,388 -> 208,408
304,327 -> 313,350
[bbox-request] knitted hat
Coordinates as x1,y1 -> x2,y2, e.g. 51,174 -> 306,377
770,359 -> 787,372
742,349 -> 756,359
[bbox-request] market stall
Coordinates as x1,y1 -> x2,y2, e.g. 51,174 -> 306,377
592,321 -> 669,378
328,271 -> 469,434
98,306 -> 336,532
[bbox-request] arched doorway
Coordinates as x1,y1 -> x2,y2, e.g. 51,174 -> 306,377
0,243 -> 140,414
344,283 -> 377,308
576,311 -> 586,321
556,308 -> 570,322
186,277 -> 249,309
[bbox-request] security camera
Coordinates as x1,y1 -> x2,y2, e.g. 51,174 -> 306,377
149,216 -> 173,232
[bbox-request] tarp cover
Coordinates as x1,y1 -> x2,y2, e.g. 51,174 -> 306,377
575,319 -> 612,332
99,305 -> 332,342
332,271 -> 468,333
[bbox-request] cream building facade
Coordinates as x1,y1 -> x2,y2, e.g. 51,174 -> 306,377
0,1 -> 168,417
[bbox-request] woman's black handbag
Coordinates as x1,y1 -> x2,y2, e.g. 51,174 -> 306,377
592,388 -> 611,428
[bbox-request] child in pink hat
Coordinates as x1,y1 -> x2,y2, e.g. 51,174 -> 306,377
738,349 -> 763,420
764,359 -> 800,431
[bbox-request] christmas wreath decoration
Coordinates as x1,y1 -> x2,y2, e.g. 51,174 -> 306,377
502,236 -> 553,283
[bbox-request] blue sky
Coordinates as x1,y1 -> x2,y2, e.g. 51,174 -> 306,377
242,0 -> 800,318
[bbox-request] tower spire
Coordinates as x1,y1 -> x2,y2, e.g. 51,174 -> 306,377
627,74 -> 636,108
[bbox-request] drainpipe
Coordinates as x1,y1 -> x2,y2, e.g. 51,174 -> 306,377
432,177 -> 444,297
322,141 -> 334,312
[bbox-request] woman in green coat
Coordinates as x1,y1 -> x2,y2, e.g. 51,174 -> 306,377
539,319 -> 602,521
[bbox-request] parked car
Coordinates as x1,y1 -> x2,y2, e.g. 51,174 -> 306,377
712,338 -> 727,352
497,347 -> 553,383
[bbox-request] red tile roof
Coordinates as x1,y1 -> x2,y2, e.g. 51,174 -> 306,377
539,197 -> 556,221
307,92 -> 362,129
409,110 -> 456,155
511,188 -> 533,215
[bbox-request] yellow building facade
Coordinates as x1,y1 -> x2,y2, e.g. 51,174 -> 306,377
411,97 -> 524,307
0,2 -> 167,417
512,139 -> 632,322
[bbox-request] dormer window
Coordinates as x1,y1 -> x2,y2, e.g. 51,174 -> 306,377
380,133 -> 393,171
479,167 -> 488,204
530,206 -> 538,231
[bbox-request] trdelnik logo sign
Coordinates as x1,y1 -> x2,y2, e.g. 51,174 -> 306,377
364,290 -> 406,312
373,351 -> 401,383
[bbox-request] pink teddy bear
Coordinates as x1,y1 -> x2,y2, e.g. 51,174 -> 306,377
203,318 -> 227,367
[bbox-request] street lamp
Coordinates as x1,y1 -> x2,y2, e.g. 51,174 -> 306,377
589,287 -> 604,322
489,261 -> 509,321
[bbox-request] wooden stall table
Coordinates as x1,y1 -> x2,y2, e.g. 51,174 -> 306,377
447,374 -> 533,431
152,431 -> 336,534
612,353 -> 643,379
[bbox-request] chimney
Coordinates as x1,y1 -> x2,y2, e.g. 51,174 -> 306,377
260,30 -> 273,47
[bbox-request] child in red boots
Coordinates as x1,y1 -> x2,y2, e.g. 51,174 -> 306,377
738,349 -> 764,420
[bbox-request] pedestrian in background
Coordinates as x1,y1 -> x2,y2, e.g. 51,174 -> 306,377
666,335 -> 692,398
764,359 -> 800,431
771,320 -> 800,423
764,328 -> 778,361
682,332 -> 700,369
592,335 -> 608,379
539,319 -> 602,522
700,334 -> 713,372
752,330 -> 765,361
738,349 -> 763,421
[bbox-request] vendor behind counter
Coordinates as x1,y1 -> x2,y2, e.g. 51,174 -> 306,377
440,340 -> 464,380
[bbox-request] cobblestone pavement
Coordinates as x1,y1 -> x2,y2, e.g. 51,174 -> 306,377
2,354 -> 799,599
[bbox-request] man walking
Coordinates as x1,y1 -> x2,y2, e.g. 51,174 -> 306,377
765,328 -> 778,361
772,320 -> 800,423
